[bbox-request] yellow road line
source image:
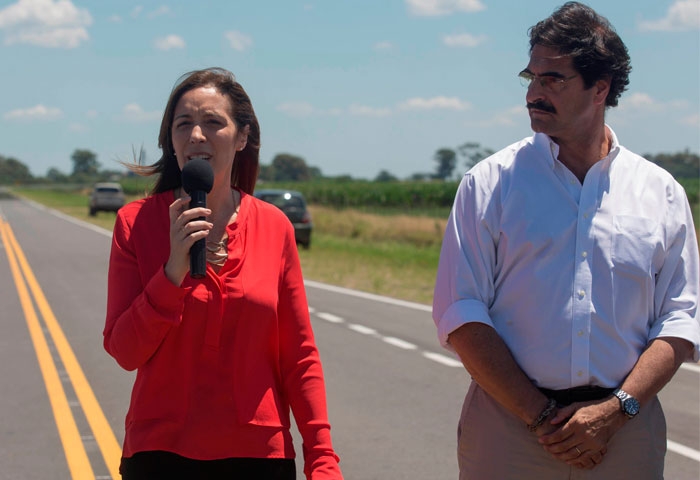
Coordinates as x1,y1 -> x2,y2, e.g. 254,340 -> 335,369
1,217 -> 121,479
0,218 -> 95,479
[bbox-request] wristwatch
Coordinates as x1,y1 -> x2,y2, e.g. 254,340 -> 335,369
613,389 -> 640,419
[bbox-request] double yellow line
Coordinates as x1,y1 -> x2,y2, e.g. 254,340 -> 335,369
0,217 -> 121,479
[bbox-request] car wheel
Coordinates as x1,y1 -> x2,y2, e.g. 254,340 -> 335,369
89,208 -> 97,216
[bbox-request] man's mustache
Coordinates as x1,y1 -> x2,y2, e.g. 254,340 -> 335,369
527,101 -> 556,114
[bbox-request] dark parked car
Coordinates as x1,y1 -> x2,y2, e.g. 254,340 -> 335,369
89,182 -> 125,216
254,189 -> 312,248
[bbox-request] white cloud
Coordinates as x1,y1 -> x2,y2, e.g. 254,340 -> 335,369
131,6 -> 143,18
398,96 -> 471,111
68,122 -> 88,132
278,97 -> 473,118
466,105 -> 526,127
612,92 -> 696,128
406,0 -> 485,16
620,92 -> 660,110
224,30 -> 253,51
277,102 -> 316,118
348,104 -> 392,117
618,92 -> 688,112
373,41 -> 394,51
680,113 -> 699,127
121,103 -> 161,122
108,14 -> 122,23
4,104 -> 63,121
154,34 -> 184,51
443,33 -> 487,48
0,0 -> 92,48
638,0 -> 700,32
147,6 -> 170,19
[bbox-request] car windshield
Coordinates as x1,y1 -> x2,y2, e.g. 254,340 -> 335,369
258,193 -> 303,209
96,187 -> 121,194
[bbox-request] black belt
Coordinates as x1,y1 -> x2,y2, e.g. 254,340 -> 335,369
538,386 -> 615,406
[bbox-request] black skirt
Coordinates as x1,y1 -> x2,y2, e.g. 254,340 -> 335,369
120,451 -> 296,480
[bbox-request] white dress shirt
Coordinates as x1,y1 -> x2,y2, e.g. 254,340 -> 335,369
433,127 -> 700,390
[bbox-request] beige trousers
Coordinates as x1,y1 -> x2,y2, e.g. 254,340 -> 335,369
457,382 -> 666,480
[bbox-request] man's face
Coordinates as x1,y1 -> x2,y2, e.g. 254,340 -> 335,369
522,45 -> 602,141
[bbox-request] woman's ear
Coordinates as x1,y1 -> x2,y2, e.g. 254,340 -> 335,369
236,125 -> 250,151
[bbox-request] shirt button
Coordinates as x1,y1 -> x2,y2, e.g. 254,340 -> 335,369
577,330 -> 584,337
578,290 -> 586,299
581,251 -> 588,258
577,371 -> 584,377
583,213 -> 590,219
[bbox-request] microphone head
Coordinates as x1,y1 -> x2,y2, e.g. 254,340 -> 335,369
181,158 -> 214,194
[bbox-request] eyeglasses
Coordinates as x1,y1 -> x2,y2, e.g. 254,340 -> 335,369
518,70 -> 578,92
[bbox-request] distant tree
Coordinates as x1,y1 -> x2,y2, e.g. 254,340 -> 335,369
645,149 -> 699,179
458,142 -> 495,170
433,148 -> 457,180
308,165 -> 323,179
46,167 -> 69,183
271,153 -> 311,181
99,169 -> 125,182
375,169 -> 398,182
0,155 -> 33,184
71,149 -> 100,177
329,174 -> 354,182
258,164 -> 275,182
409,172 -> 433,181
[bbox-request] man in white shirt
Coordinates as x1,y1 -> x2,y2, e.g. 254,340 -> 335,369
432,2 -> 700,479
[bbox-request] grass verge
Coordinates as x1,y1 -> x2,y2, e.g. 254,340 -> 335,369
13,185 -> 697,308
10,187 -> 443,305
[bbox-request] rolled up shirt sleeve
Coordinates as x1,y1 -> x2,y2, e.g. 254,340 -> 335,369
433,170 -> 500,349
649,181 -> 700,361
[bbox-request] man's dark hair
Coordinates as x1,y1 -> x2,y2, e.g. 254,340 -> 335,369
528,1 -> 631,107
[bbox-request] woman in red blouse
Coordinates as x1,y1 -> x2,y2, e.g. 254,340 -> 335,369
103,67 -> 343,479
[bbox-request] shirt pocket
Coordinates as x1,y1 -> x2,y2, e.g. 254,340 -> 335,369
611,215 -> 660,277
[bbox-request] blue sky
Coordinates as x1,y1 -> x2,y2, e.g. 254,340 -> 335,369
1,0 -> 698,180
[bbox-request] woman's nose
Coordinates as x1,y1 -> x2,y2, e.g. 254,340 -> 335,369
190,124 -> 205,143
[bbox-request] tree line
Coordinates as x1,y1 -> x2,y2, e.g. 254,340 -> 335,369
1,145 -> 698,186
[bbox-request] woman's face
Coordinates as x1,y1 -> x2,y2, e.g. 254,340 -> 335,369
171,86 -> 247,190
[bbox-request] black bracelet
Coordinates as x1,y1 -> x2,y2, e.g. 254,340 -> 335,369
527,398 -> 557,432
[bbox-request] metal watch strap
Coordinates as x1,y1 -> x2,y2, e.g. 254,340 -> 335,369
613,388 -> 640,419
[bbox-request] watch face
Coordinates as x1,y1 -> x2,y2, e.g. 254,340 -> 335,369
624,397 -> 640,416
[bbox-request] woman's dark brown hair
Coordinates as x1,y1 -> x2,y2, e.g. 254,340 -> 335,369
130,67 -> 260,195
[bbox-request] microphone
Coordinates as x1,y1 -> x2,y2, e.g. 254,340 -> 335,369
181,159 -> 214,278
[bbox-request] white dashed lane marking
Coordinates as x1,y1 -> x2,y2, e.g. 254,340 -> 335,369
348,323 -> 377,335
317,312 -> 345,324
422,352 -> 463,368
312,309 -> 460,367
382,337 -> 417,350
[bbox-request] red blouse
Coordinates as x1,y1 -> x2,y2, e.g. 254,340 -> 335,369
103,190 -> 342,479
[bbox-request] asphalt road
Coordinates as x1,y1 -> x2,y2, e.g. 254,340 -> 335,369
0,192 -> 698,479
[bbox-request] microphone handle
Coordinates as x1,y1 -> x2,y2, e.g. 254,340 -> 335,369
189,190 -> 207,278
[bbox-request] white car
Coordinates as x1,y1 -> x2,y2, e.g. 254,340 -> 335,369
89,182 -> 125,216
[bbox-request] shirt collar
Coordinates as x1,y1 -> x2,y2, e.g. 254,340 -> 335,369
533,125 -> 621,171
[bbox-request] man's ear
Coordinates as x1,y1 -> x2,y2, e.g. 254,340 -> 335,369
593,77 -> 611,106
